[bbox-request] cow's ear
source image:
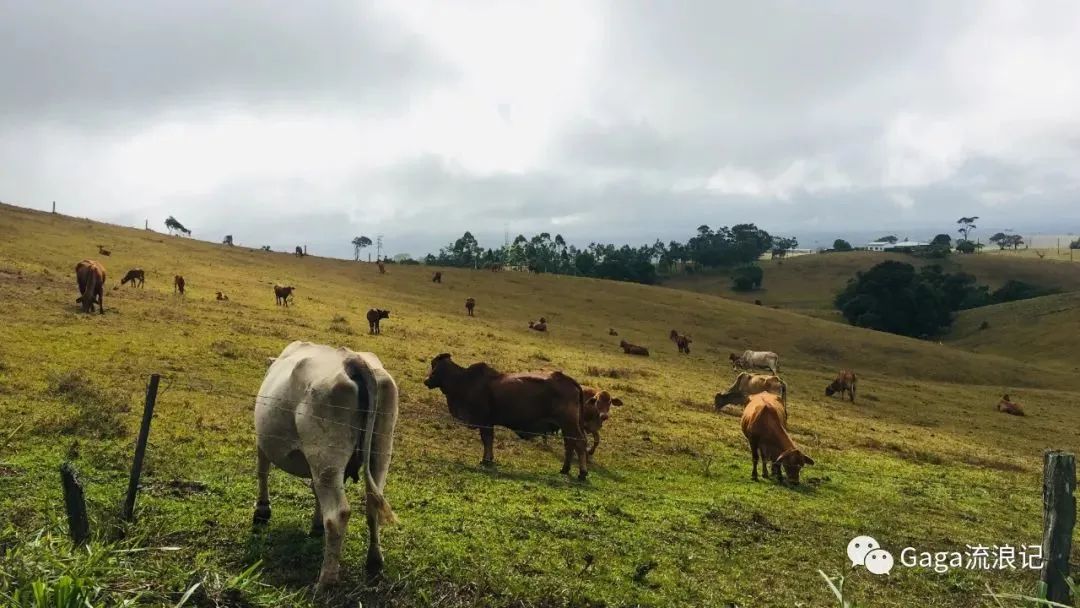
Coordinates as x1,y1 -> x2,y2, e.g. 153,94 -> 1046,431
611,398 -> 624,407
803,455 -> 815,466
266,357 -> 277,368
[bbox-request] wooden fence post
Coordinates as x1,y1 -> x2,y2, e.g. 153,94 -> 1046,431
60,462 -> 89,546
1041,450 -> 1076,606
122,374 -> 160,521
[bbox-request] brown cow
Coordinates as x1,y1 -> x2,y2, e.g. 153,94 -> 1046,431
432,271 -> 442,283
997,394 -> 1025,416
120,268 -> 145,288
422,354 -> 589,480
75,259 -> 106,314
367,308 -> 390,334
528,318 -> 547,332
741,393 -> 814,484
825,370 -> 857,403
581,387 -> 623,458
619,339 -> 649,356
669,329 -> 692,354
97,245 -> 111,256
377,260 -> 386,274
608,328 -> 618,336
215,291 -> 229,301
174,275 -> 186,295
465,297 -> 476,316
274,284 -> 294,306
715,372 -> 787,411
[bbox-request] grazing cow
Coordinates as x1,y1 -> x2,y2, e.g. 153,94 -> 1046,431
669,329 -> 692,354
174,275 -> 186,295
97,245 -> 111,256
997,394 -> 1025,416
825,370 -> 857,403
274,284 -> 294,306
609,328 -> 618,336
377,260 -> 386,274
741,392 -> 814,484
366,309 -> 390,334
422,353 -> 589,479
253,341 -> 399,585
528,318 -> 547,332
465,297 -> 476,316
715,372 -> 787,411
619,339 -> 649,356
432,271 -> 442,283
581,387 -> 623,458
294,246 -> 304,257
75,259 -> 106,314
730,350 -> 780,375
216,291 -> 229,301
120,268 -> 145,288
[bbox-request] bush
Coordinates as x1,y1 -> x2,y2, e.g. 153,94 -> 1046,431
1070,238 -> 1080,249
989,280 -> 1056,304
731,265 -> 764,291
834,261 -> 953,337
955,240 -> 978,254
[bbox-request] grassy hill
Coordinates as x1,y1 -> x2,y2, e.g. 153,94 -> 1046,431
1,202 -> 1078,607
662,250 -> 1080,318
946,291 -> 1080,372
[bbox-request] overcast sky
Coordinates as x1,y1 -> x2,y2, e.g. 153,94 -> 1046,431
3,1 -> 1079,258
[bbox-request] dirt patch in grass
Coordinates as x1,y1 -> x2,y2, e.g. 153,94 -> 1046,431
858,437 -> 944,465
45,371 -> 131,439
210,340 -> 243,359
0,464 -> 19,478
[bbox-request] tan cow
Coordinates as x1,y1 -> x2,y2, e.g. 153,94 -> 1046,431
997,394 -> 1025,416
580,387 -> 624,458
715,372 -> 787,411
825,370 -> 857,402
741,393 -> 814,484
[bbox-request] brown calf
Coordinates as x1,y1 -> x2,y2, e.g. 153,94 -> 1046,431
997,394 -> 1025,416
215,291 -> 229,301
174,275 -> 186,295
741,393 -> 814,484
608,328 -> 618,336
120,268 -> 145,288
273,284 -> 294,306
619,339 -> 649,356
422,354 -> 589,480
97,245 -> 111,256
825,370 -> 857,402
432,271 -> 442,283
75,259 -> 106,314
377,260 -> 386,274
367,308 -> 390,334
669,329 -> 692,354
581,387 -> 623,458
465,297 -> 476,316
528,318 -> 547,332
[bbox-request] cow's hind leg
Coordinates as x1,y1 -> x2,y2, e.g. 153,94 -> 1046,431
749,438 -> 760,481
560,436 -> 573,475
253,447 -> 272,525
479,427 -> 495,466
574,434 -> 588,481
312,470 -> 351,586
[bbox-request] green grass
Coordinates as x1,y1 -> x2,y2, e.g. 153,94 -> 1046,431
946,292 -> 1080,372
1,202 -> 1078,606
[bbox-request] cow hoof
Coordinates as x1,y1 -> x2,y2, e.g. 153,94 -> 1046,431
560,466 -> 571,475
252,504 -> 271,525
577,472 -> 588,482
365,556 -> 384,582
751,474 -> 758,482
481,460 -> 496,469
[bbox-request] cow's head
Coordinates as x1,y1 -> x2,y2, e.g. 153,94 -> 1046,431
582,390 -> 623,433
824,381 -> 838,397
669,329 -> 678,340
773,448 -> 814,484
423,353 -> 454,389
729,353 -> 740,363
376,309 -> 390,320
714,391 -> 748,410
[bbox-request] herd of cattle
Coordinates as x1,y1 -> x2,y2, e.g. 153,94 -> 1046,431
72,257 -> 1026,585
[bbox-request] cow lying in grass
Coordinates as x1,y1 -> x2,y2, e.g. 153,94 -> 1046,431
825,370 -> 857,402
529,318 -> 547,332
669,329 -> 692,354
997,394 -> 1025,416
422,353 -> 589,480
216,291 -> 229,301
730,350 -> 780,375
741,392 -> 813,484
619,339 -> 649,356
715,372 -> 787,412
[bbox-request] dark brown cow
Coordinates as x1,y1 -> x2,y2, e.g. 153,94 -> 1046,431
997,394 -> 1025,416
294,246 -> 305,257
274,284 -> 293,306
581,387 -> 623,458
528,318 -> 547,332
608,328 -> 618,336
465,297 -> 476,316
97,245 -> 111,256
619,339 -> 649,356
422,353 -> 589,479
669,329 -> 692,354
432,271 -> 442,283
120,268 -> 145,288
825,370 -> 857,402
174,275 -> 186,295
367,308 -> 390,334
215,291 -> 229,301
75,259 -> 106,314
741,393 -> 814,484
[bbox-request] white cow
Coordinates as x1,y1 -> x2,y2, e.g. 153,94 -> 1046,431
729,350 -> 780,376
253,341 -> 399,585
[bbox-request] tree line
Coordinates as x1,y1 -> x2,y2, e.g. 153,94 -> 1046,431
423,224 -> 797,285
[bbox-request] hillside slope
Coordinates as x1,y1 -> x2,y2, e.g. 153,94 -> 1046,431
946,291 -> 1080,371
662,250 -> 1080,316
1,203 -> 1078,607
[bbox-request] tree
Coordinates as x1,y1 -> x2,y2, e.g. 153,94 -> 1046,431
875,235 -> 898,244
989,232 -> 1009,250
930,234 -> 951,248
955,239 -> 980,254
832,239 -> 853,252
165,216 -> 191,236
731,264 -> 764,291
352,236 -> 372,261
771,236 -> 798,258
956,216 -> 978,242
1070,238 -> 1080,250
834,261 -> 953,338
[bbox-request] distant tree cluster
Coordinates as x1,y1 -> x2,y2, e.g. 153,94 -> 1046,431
422,224 -> 796,285
989,232 -> 1024,250
835,261 -> 1056,338
832,239 -> 853,252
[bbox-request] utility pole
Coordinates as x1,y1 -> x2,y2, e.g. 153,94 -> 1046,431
375,234 -> 384,262
52,201 -> 56,214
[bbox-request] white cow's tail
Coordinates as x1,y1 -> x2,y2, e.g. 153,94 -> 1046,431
347,356 -> 399,525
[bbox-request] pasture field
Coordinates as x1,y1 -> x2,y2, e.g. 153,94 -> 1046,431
662,250 -> 1080,318
947,291 -> 1080,371
1,202 -> 1078,607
